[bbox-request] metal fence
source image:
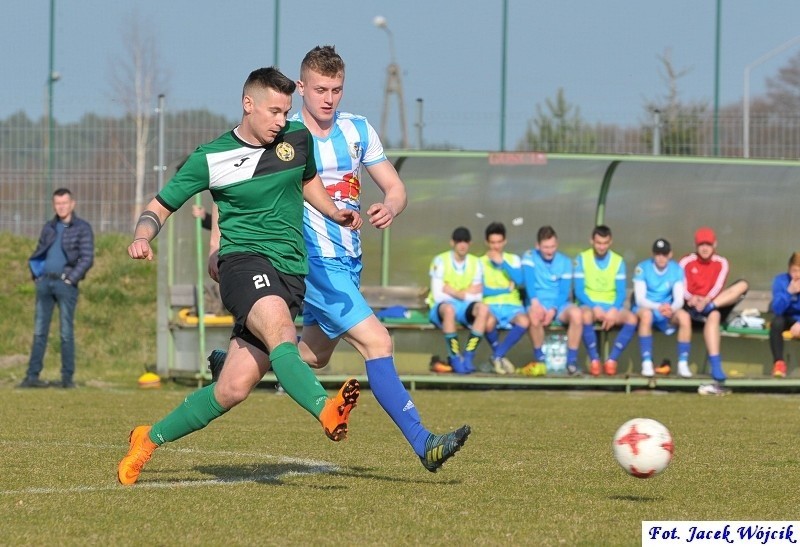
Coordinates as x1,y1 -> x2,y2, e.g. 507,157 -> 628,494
2,110 -> 799,237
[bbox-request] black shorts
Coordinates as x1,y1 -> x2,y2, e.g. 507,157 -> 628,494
218,252 -> 305,353
686,303 -> 736,324
684,283 -> 746,325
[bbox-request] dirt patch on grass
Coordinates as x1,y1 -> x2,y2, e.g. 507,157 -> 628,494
0,354 -> 27,369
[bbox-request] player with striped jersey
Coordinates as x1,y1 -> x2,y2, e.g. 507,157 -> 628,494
209,46 -> 470,472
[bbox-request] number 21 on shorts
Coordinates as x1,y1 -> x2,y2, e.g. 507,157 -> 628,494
253,274 -> 271,289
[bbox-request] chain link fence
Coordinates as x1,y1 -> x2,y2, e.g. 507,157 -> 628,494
2,110 -> 799,237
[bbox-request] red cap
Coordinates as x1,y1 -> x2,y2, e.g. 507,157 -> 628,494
694,227 -> 716,245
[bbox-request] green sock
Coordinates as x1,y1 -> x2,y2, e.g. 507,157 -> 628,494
269,342 -> 328,418
149,384 -> 227,445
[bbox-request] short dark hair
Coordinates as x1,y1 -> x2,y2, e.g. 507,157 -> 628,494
592,225 -> 612,239
485,222 -> 506,240
301,45 -> 345,79
53,188 -> 72,198
537,225 -> 557,243
451,226 -> 471,243
243,67 -> 296,99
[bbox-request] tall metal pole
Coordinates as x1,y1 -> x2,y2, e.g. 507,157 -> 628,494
742,35 -> 800,158
47,0 -> 56,193
374,16 -> 409,148
713,0 -> 721,156
273,0 -> 280,67
499,0 -> 508,151
415,98 -> 424,150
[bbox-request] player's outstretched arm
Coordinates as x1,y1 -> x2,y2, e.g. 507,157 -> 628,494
128,199 -> 172,261
365,160 -> 407,229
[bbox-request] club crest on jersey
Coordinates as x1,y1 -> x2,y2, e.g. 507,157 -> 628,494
349,142 -> 363,159
275,142 -> 295,161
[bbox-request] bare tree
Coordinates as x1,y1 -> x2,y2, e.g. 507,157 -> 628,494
643,49 -> 707,155
766,50 -> 800,114
110,11 -> 168,226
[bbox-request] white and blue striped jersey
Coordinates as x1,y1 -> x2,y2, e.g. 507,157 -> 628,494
289,111 -> 387,258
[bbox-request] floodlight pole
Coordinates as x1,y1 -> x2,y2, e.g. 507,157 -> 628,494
742,34 -> 800,158
499,0 -> 508,151
47,0 -> 57,194
375,16 -> 409,149
712,0 -> 721,156
273,0 -> 280,67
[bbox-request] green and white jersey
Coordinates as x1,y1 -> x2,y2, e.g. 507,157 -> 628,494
157,122 -> 317,275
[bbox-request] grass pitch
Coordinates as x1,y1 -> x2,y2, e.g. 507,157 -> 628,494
2,385 -> 799,546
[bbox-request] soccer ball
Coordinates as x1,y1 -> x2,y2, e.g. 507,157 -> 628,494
612,418 -> 673,478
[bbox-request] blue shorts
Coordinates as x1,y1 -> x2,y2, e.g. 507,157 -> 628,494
302,256 -> 373,339
488,303 -> 526,329
633,306 -> 676,336
584,301 -> 615,313
429,300 -> 476,330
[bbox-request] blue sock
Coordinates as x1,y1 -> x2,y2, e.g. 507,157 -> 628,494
709,354 -> 726,382
534,347 -> 546,362
640,335 -> 653,362
567,347 -> 579,365
495,324 -> 526,358
366,356 -> 429,457
582,324 -> 600,360
485,329 -> 499,352
609,323 -> 636,361
677,341 -> 691,363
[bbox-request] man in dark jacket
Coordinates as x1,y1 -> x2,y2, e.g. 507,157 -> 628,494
21,188 -> 94,388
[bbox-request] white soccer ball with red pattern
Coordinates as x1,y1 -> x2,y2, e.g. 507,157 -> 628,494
612,418 -> 673,478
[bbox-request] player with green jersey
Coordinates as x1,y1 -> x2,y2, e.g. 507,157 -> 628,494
118,67 -> 362,486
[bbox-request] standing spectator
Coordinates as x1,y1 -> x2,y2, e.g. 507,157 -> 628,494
574,225 -> 638,376
427,226 -> 491,374
191,204 -> 212,230
768,252 -> 800,378
21,188 -> 94,389
480,222 -> 529,375
679,227 -> 749,381
521,225 -> 582,375
632,239 -> 693,381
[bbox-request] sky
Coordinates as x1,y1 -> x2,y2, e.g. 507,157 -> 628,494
4,1 -> 800,151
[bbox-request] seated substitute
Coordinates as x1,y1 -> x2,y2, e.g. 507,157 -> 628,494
769,251 -> 800,378
480,222 -> 529,375
427,226 -> 491,374
632,238 -> 694,381
678,226 -> 748,381
521,225 -> 582,375
573,225 -> 638,377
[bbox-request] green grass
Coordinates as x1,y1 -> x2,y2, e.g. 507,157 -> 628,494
2,387 -> 799,545
0,232 -> 156,386
2,233 -> 798,544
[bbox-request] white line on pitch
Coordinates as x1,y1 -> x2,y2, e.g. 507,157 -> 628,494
0,439 -> 341,495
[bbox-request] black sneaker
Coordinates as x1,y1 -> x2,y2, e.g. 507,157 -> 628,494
208,349 -> 227,382
419,425 -> 471,472
18,377 -> 49,388
60,380 -> 76,388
